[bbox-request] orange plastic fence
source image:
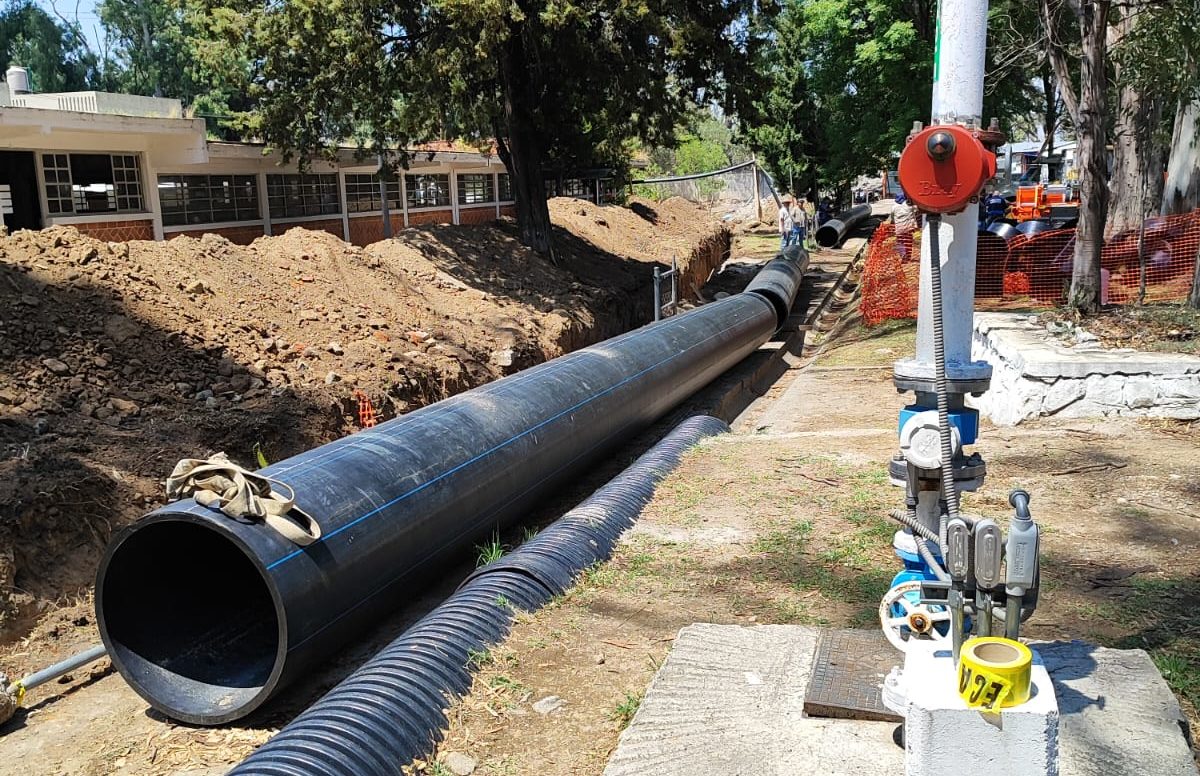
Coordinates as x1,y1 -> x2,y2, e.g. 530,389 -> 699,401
859,209 -> 1200,324
354,390 -> 379,429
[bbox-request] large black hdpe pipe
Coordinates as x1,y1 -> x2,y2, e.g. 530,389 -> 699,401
96,249 -> 808,725
229,414 -> 730,776
815,204 -> 873,248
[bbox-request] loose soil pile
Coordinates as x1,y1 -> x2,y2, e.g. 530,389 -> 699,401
0,197 -> 727,642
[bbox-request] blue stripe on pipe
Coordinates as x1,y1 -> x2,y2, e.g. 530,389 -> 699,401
266,302 -> 714,479
264,306 -> 758,571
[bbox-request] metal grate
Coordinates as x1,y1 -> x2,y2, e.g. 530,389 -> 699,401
804,629 -> 904,722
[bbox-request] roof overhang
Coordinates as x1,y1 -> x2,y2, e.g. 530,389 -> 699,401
0,107 -> 208,165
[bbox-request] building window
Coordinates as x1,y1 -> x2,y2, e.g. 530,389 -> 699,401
41,152 -> 144,215
405,173 -> 450,209
158,175 -> 260,227
345,173 -> 402,213
498,173 -> 512,201
457,173 -> 495,206
42,154 -> 73,214
563,178 -> 589,198
266,174 -> 341,219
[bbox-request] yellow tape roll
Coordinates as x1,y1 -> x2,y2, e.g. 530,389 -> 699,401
957,637 -> 1032,711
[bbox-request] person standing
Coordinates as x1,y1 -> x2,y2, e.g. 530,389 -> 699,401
778,197 -> 796,250
892,193 -> 920,260
789,198 -> 805,247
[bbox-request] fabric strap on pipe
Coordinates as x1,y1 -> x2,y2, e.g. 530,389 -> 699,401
166,453 -> 321,545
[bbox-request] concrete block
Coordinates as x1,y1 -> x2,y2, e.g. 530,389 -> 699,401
903,643 -> 1059,776
1038,641 -> 1198,776
604,624 -> 904,776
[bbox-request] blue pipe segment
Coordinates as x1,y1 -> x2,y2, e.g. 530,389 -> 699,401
96,250 -> 808,725
228,414 -> 729,776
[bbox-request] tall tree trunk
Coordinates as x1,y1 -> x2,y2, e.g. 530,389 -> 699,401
497,22 -> 555,259
1040,59 -> 1057,154
1162,99 -> 1200,216
1069,3 -> 1111,312
1107,1 -> 1166,236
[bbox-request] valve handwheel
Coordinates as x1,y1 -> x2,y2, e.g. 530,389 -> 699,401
879,580 -> 952,653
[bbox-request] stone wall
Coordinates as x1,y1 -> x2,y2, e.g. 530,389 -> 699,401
971,313 -> 1200,425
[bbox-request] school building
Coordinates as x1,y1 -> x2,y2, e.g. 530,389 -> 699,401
0,73 -> 616,245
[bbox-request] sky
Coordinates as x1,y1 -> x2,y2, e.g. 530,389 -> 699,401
37,0 -> 107,53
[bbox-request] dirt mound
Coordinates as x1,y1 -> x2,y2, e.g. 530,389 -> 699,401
0,204 -> 725,641
549,195 -> 709,263
549,196 -> 730,297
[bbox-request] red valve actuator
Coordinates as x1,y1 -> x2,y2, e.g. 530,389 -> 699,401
897,125 -> 996,214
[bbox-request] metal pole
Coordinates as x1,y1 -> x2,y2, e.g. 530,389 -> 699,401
670,257 -> 679,317
653,266 -> 662,322
379,154 -> 393,239
913,0 -> 989,370
753,158 -> 762,223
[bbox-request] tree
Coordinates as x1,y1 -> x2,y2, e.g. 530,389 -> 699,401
0,0 -> 100,92
750,0 -> 977,203
1040,0 -> 1111,313
99,0 -> 189,99
675,133 -> 730,205
1113,0 -> 1200,219
1106,0 -> 1172,236
988,0 -> 1060,147
188,0 -> 771,257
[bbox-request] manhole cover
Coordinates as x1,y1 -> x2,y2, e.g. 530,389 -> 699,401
804,628 -> 904,722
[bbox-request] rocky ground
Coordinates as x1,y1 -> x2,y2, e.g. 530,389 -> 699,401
0,196 -> 727,646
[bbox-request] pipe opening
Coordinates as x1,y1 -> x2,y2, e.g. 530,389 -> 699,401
100,520 -> 280,722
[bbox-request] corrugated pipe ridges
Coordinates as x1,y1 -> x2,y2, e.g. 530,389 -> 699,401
230,414 -> 730,776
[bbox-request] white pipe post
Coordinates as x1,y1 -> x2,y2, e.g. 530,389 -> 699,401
914,0 -> 989,371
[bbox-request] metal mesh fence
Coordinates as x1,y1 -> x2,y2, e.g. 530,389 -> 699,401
631,161 -> 779,224
860,209 -> 1200,324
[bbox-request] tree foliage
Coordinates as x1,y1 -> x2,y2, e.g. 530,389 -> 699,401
0,0 -> 100,92
746,0 -> 936,199
183,0 -> 772,255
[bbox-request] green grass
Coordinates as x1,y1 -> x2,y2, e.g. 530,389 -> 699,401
468,648 -> 494,669
610,690 -> 643,730
476,531 -> 505,567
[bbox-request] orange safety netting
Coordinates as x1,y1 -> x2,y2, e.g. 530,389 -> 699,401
354,390 -> 379,429
859,209 -> 1200,324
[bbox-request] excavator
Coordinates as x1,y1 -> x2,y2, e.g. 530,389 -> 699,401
1005,155 -> 1079,227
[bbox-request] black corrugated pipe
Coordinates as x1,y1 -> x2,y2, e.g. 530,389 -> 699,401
96,249 -> 807,725
228,415 -> 729,776
815,204 -> 873,248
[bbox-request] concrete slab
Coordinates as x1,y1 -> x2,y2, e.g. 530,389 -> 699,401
1039,641 -> 1198,776
973,313 -> 1200,424
604,624 -> 907,776
605,626 -> 1198,776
